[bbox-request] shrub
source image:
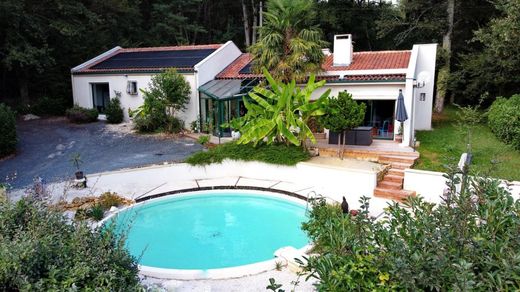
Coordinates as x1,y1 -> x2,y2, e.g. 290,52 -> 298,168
0,103 -> 17,158
98,192 -> 128,210
165,116 -> 184,133
132,92 -> 167,132
105,97 -> 124,124
488,95 -> 520,150
65,106 -> 98,123
197,135 -> 210,145
144,68 -> 191,115
0,198 -> 141,290
186,142 -> 310,166
301,167 -> 520,290
30,96 -> 70,116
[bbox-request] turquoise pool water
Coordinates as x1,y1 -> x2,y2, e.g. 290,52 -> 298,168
110,191 -> 309,270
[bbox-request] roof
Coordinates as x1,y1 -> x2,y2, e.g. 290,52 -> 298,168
73,44 -> 222,74
216,50 -> 411,82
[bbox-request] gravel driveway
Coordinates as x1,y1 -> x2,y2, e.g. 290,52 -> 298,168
0,118 -> 202,189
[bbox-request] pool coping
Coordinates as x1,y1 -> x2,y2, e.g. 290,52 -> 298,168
99,188 -> 312,280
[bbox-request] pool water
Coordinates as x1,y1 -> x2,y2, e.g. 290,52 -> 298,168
110,191 -> 309,270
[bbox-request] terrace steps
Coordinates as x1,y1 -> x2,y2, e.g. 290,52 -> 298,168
374,154 -> 418,202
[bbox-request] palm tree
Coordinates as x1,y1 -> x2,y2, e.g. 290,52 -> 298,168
249,0 -> 327,83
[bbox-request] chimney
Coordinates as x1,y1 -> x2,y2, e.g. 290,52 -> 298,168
333,34 -> 353,66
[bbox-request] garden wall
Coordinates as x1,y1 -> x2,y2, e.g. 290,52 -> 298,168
404,168 -> 520,203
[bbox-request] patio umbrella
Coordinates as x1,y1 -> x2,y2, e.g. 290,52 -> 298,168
396,89 -> 408,122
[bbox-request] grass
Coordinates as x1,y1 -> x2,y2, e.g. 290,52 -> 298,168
185,142 -> 311,166
415,106 -> 520,181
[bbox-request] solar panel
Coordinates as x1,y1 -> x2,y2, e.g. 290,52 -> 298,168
238,62 -> 252,74
91,49 -> 217,70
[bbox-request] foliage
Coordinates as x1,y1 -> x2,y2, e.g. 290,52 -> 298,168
0,198 -> 141,290
143,68 -> 191,115
456,0 -> 520,100
164,116 -> 184,134
186,142 -> 310,166
320,91 -> 365,133
98,192 -> 128,210
454,98 -> 483,153
487,94 -> 520,150
416,106 -> 520,181
249,0 -> 327,82
197,135 -> 210,145
105,97 -> 124,124
376,0 -> 448,48
236,69 -> 329,148
0,103 -> 17,158
65,106 -> 98,124
301,168 -> 520,290
133,69 -> 189,133
29,96 -> 70,116
69,153 -> 83,171
75,204 -> 105,221
266,278 -> 284,292
132,90 -> 168,133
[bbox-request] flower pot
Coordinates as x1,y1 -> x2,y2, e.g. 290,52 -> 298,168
394,135 -> 403,143
75,171 -> 84,180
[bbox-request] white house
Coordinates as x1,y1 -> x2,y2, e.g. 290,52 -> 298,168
71,41 -> 242,122
211,35 -> 436,147
71,34 -> 436,147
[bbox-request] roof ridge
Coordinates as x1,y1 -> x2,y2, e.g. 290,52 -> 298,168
121,44 -> 222,52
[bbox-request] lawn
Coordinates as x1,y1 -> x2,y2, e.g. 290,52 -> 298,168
415,106 -> 520,181
185,142 -> 311,166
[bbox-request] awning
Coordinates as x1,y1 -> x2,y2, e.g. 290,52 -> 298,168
198,79 -> 257,100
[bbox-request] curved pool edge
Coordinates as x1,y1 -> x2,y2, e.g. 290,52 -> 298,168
99,189 -> 312,280
139,244 -> 312,280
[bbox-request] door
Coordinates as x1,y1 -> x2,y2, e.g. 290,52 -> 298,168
91,83 -> 110,113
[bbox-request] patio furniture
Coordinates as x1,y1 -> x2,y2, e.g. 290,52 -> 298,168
328,127 -> 373,146
378,120 -> 389,137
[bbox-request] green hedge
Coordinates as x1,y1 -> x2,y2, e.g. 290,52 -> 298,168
0,198 -> 141,290
301,170 -> 520,291
0,103 -> 17,158
65,106 -> 98,124
488,94 -> 520,150
105,98 -> 124,124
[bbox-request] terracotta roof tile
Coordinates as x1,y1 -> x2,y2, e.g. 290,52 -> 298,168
216,51 -> 409,82
322,50 -> 411,71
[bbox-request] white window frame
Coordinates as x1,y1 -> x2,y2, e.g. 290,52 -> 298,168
127,80 -> 138,95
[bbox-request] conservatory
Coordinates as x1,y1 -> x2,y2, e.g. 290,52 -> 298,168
198,78 -> 258,137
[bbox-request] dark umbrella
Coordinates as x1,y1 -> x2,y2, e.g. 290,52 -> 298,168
396,89 -> 408,122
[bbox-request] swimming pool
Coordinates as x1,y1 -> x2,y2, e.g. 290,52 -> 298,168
107,190 -> 309,278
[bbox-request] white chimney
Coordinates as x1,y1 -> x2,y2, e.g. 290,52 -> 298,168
333,34 -> 353,66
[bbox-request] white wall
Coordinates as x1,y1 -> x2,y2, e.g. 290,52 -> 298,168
311,82 -> 405,101
71,73 -> 196,122
413,44 -> 437,131
404,168 -> 520,204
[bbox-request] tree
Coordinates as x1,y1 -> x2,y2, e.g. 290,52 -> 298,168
457,0 -> 520,100
237,69 -> 329,149
144,68 -> 191,116
249,0 -> 327,82
319,92 -> 366,159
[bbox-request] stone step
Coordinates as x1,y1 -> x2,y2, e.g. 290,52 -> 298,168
387,162 -> 414,170
378,155 -> 417,164
384,174 -> 404,183
313,132 -> 326,140
378,180 -> 403,190
388,168 -> 405,177
374,187 -> 416,201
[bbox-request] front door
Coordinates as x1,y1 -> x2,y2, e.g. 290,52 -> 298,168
91,83 -> 110,113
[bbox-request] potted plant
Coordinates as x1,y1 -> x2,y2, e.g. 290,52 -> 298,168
395,123 -> 403,143
70,153 -> 84,180
221,117 -> 244,140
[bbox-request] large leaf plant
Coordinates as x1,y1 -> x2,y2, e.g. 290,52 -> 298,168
237,69 -> 330,149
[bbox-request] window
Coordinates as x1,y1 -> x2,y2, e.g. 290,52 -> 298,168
127,81 -> 138,95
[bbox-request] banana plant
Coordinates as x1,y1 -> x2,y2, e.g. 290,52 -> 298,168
236,68 -> 330,149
